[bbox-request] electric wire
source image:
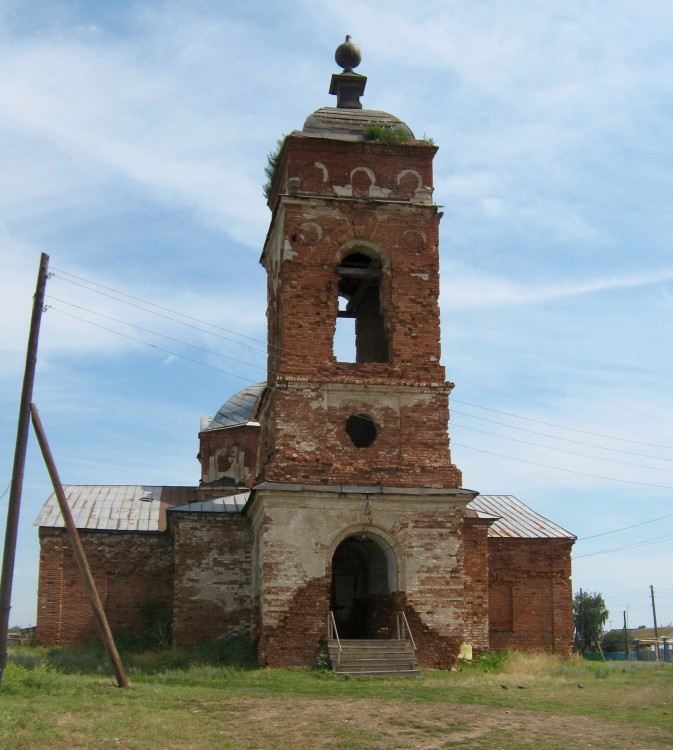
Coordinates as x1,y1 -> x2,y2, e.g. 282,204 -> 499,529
48,271 -> 673,464
452,410 -> 673,463
49,267 -> 673,457
452,422 -> 673,473
452,397 -> 673,450
579,512 -> 673,541
45,299 -> 673,491
45,267 -> 673,519
574,532 -> 673,559
46,296 -> 266,374
48,308 -> 256,385
49,270 -> 271,357
51,268 -> 673,461
453,442 -> 673,490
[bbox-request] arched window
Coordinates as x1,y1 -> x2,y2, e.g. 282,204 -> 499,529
334,251 -> 389,363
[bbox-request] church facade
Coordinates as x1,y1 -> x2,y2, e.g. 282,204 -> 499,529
35,42 -> 575,668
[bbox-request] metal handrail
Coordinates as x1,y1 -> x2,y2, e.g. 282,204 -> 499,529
396,611 -> 417,668
328,610 -> 342,667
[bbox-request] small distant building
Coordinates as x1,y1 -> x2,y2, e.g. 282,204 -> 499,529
34,40 -> 575,668
603,626 -> 673,662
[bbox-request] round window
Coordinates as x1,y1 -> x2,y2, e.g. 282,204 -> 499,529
345,413 -> 378,448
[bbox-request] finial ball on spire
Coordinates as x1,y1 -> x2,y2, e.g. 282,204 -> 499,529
335,35 -> 361,72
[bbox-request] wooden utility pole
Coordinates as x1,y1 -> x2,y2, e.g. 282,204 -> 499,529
623,611 -> 629,658
651,585 -> 660,662
30,405 -> 129,688
0,253 -> 49,687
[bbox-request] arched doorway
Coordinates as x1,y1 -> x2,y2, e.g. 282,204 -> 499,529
330,532 -> 397,639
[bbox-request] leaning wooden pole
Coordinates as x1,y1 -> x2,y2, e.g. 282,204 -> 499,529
30,404 -> 129,689
0,252 -> 49,687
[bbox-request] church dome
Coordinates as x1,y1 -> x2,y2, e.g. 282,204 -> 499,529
204,382 -> 266,431
302,107 -> 414,141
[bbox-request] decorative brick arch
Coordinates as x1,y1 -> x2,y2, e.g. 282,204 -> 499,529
334,238 -> 390,271
327,523 -> 403,592
349,166 -> 375,197
298,160 -> 329,187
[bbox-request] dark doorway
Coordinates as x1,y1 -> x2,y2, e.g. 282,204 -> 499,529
330,534 -> 393,639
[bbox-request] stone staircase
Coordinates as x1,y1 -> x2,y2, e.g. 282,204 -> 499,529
327,639 -> 420,677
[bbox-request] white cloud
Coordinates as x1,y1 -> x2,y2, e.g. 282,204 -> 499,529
441,263 -> 673,310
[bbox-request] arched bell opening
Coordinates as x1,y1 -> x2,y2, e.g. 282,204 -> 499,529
334,250 -> 389,364
330,532 -> 399,639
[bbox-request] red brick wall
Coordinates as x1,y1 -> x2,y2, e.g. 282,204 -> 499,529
36,527 -> 174,645
268,137 -> 438,212
488,538 -> 574,654
171,513 -> 253,644
259,382 -> 461,487
257,577 -> 330,668
258,133 -> 462,490
198,424 -> 260,488
462,518 -> 491,652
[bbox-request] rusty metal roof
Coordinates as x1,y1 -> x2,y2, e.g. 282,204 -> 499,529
471,495 -> 575,539
203,383 -> 265,431
34,485 -> 198,532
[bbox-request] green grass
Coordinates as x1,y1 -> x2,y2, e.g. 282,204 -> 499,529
2,647 -> 672,749
362,124 -> 411,143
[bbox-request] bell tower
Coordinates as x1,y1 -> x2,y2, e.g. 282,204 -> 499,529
249,39 -> 477,668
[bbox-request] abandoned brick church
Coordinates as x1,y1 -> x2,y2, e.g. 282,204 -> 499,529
35,40 -> 576,669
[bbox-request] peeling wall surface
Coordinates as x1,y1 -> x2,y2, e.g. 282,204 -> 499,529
34,102 -> 574,665
246,487 -> 477,668
172,514 -> 253,644
199,424 -> 260,488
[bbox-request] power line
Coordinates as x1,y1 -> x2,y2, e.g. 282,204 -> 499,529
574,532 -> 673,559
452,397 -> 673,450
453,442 -> 673,490
579,512 -> 673,541
47,266 -> 673,490
452,422 -> 673,473
452,410 -> 673,463
50,267 -> 272,349
46,302 -> 673,492
49,271 -> 271,357
51,267 -> 673,455
46,297 -> 266,374
47,308 -> 256,385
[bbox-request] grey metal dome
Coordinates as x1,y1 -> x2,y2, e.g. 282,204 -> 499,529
204,383 -> 266,431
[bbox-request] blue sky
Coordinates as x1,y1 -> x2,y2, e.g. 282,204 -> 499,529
1,1 -> 672,633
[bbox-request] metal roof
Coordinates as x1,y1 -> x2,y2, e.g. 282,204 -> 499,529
170,492 -> 249,514
34,486 -> 574,540
471,495 -> 576,540
34,485 -> 198,532
203,383 -> 265,431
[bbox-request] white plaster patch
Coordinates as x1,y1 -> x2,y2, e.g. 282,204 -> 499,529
414,186 -> 434,203
298,221 -> 323,244
283,238 -> 297,261
411,273 -> 429,281
369,185 -> 392,198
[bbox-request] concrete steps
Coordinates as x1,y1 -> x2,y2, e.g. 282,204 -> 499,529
327,638 -> 419,677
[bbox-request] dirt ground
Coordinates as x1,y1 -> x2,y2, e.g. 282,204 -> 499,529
172,695 -> 673,750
